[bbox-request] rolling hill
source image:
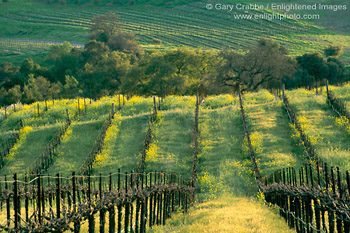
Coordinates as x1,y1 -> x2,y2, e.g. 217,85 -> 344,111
0,0 -> 350,65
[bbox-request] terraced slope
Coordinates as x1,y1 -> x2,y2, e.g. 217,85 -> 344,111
287,89 -> 350,170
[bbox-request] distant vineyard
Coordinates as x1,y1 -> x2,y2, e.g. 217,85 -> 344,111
0,1 -> 330,62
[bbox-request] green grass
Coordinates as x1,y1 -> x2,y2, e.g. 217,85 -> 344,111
121,96 -> 153,116
197,101 -> 257,199
201,94 -> 238,110
244,90 -> 305,175
0,99 -> 78,131
0,93 -> 305,231
145,110 -> 194,179
161,96 -> 196,111
93,114 -> 149,174
330,84 -> 350,109
0,124 -> 60,175
1,0 -> 350,64
287,88 -> 350,170
45,119 -> 105,176
149,194 -> 295,233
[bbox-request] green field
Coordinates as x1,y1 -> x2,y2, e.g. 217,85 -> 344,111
287,88 -> 350,170
1,0 -> 350,64
1,88 -> 350,231
244,90 -> 305,174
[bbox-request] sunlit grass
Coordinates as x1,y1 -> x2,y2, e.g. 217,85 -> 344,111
45,119 -> 105,176
145,109 -> 194,178
149,194 -> 295,233
94,114 -> 150,174
244,90 -> 305,175
0,93 -> 314,231
287,88 -> 350,170
0,124 -> 60,175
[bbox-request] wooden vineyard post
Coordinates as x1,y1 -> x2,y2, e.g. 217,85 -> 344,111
66,109 -> 70,123
158,96 -> 161,111
13,174 -> 19,230
309,164 -> 314,187
321,165 -> 327,231
109,173 -> 116,233
157,174 -> 161,225
162,174 -> 166,225
135,175 -> 140,233
100,173 -> 105,233
171,175 -> 175,213
325,79 -> 329,97
336,167 -> 343,233
25,175 -> 29,222
4,106 -> 7,118
41,180 -> 45,220
125,172 -> 129,233
140,173 -> 146,233
117,169 -> 122,233
56,173 -> 60,219
45,99 -> 48,112
37,103 -> 40,117
317,161 -> 321,187
5,176 -> 10,229
153,97 -> 157,115
346,171 -> 350,232
129,173 -> 134,233
314,198 -> 321,231
88,174 -> 95,233
48,175 -> 52,209
73,172 -> 80,233
112,103 -> 115,115
38,174 -> 42,224
149,172 -> 153,228
329,167 -> 335,233
153,172 -> 157,226
72,172 -> 76,211
78,98 -> 80,116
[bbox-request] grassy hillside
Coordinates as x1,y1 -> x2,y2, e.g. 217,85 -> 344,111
93,96 -> 153,173
0,124 -> 60,175
145,96 -> 195,177
1,89 -> 350,230
45,119 -> 105,176
287,88 -> 350,170
1,0 -> 350,64
244,90 -> 305,174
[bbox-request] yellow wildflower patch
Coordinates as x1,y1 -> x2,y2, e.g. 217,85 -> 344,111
6,126 -> 33,161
